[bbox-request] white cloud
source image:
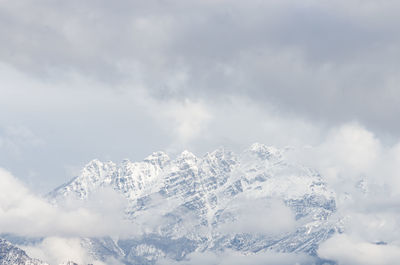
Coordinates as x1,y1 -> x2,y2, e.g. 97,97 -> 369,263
218,197 -> 297,235
286,123 -> 400,264
318,234 -> 400,265
157,249 -> 314,265
319,123 -> 382,176
0,168 -> 133,238
286,123 -> 386,192
22,237 -> 106,265
2,122 -> 400,264
2,0 -> 400,192
1,0 -> 400,264
154,98 -> 212,145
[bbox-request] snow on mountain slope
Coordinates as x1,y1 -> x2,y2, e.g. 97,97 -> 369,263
0,238 -> 99,265
0,238 -> 48,265
48,143 -> 338,264
49,151 -> 169,201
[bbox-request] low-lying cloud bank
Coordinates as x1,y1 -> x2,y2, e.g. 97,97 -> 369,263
22,237 -> 105,265
297,123 -> 400,265
318,234 -> 400,265
0,168 -> 132,238
217,197 -> 297,236
157,250 -> 314,265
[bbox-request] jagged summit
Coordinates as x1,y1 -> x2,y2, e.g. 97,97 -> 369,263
143,151 -> 170,167
46,143 -> 338,265
246,142 -> 283,160
50,143 -> 334,205
176,150 -> 197,162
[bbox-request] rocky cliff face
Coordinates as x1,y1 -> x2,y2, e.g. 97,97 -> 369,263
46,144 -> 338,264
0,239 -> 48,265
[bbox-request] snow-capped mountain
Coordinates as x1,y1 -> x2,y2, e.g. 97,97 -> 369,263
0,239 -> 48,265
0,238 -> 91,265
47,143 -> 338,264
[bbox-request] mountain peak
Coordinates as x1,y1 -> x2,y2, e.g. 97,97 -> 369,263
247,143 -> 282,160
85,158 -> 103,167
177,150 -> 197,160
81,159 -> 115,180
208,146 -> 229,156
47,144 -> 338,265
143,151 -> 170,167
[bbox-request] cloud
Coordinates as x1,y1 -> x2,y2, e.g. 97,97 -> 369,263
287,123 -> 400,264
21,237 -> 107,265
2,0 -> 400,191
2,2 -> 400,261
2,121 -> 400,264
320,123 -> 382,173
144,97 -> 212,146
0,168 -> 133,238
163,99 -> 212,144
318,234 -> 400,265
287,123 -> 388,192
157,249 -> 314,265
21,236 -> 125,265
218,197 -> 297,235
1,0 -> 400,134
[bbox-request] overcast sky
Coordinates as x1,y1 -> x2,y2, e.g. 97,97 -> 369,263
1,0 -> 400,192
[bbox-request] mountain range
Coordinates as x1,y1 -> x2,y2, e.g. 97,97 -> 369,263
1,143 -> 340,264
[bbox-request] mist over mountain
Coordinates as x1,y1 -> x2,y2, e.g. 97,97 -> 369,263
3,143 -> 339,264
2,136 -> 400,264
2,0 -> 400,264
0,143 -> 363,264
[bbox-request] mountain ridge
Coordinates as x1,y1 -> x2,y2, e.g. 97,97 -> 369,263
2,143 -> 339,265
46,143 -> 338,264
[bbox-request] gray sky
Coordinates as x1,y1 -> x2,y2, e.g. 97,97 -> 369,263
1,0 -> 400,192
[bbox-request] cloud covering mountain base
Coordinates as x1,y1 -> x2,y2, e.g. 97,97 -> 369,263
1,124 -> 400,264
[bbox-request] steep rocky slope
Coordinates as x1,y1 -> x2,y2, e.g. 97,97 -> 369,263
0,239 -> 48,265
48,143 -> 338,264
